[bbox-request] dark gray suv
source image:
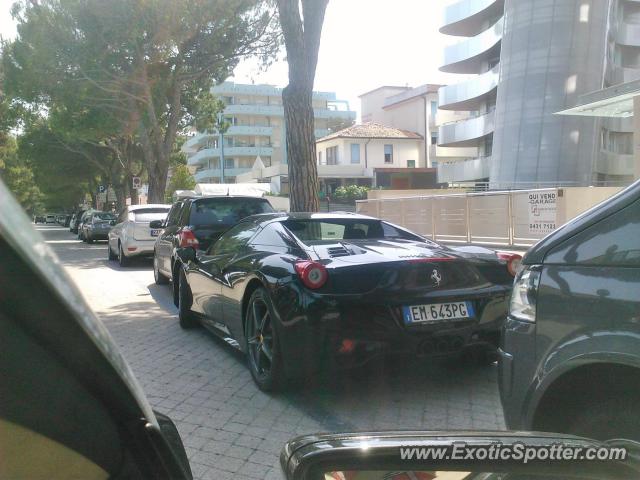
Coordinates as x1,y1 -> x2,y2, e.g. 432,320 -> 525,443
499,180 -> 640,441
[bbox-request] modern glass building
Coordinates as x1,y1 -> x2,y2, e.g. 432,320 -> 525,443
438,0 -> 640,188
182,82 -> 355,190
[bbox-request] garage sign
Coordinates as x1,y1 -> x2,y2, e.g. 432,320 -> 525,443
528,191 -> 557,235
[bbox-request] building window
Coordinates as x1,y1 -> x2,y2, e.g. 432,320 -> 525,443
384,144 -> 393,164
430,101 -> 438,118
224,158 -> 235,169
326,146 -> 338,165
350,143 -> 360,164
431,133 -> 438,145
407,160 -> 416,168
318,151 -> 323,165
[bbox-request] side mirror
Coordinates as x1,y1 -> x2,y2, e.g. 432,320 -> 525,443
110,220 -> 116,226
280,432 -> 639,480
149,219 -> 164,229
176,247 -> 196,264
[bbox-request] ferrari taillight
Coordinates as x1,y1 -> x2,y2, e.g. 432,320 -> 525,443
294,260 -> 328,289
497,252 -> 523,276
178,227 -> 199,248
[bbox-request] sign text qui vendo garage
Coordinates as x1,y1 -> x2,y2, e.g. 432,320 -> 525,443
528,191 -> 557,235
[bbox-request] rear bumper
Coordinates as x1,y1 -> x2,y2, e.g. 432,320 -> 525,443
86,230 -> 110,239
274,284 -> 510,377
122,239 -> 157,257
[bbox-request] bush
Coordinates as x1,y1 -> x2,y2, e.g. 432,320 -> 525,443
332,185 -> 370,202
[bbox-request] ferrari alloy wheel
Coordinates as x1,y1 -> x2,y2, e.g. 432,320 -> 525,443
245,288 -> 284,392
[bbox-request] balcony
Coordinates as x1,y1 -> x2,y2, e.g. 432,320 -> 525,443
437,156 -> 492,183
223,103 -> 355,121
193,167 -> 252,182
187,146 -> 275,166
211,81 -> 337,101
440,0 -> 504,37
596,149 -> 635,176
606,63 -> 640,85
438,65 -> 499,111
434,145 -> 479,158
438,110 -> 495,147
440,17 -> 503,74
616,22 -> 640,47
317,164 -> 373,178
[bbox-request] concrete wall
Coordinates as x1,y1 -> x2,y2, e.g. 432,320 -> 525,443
367,188 -> 469,199
357,186 -> 624,247
360,87 -> 410,123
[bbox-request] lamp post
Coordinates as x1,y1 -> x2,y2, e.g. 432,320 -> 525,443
218,112 -> 226,184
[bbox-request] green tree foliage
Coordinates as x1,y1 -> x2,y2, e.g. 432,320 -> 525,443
4,0 -> 281,203
0,135 -> 44,215
333,185 -> 370,203
167,164 -> 197,201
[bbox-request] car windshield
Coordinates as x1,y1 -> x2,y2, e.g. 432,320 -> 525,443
132,208 -> 170,222
282,218 -> 405,243
189,198 -> 273,226
93,213 -> 116,221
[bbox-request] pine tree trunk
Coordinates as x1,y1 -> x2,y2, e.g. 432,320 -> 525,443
282,84 -> 319,212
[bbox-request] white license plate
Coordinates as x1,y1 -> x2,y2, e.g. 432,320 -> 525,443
150,229 -> 161,237
403,301 -> 474,324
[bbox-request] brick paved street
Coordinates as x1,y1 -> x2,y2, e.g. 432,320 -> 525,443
41,225 -> 505,480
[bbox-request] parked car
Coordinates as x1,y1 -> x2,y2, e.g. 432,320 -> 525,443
76,209 -> 95,240
108,204 -> 171,266
56,214 -> 66,224
70,209 -> 87,234
45,214 -> 56,224
173,212 -> 521,391
0,180 -> 192,479
81,211 -> 117,243
34,215 -> 45,223
499,179 -> 640,441
63,214 -> 72,227
152,195 -> 275,304
68,212 -> 77,231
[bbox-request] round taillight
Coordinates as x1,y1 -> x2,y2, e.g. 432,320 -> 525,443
498,252 -> 523,276
294,260 -> 328,289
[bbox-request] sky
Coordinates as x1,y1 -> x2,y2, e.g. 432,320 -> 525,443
0,0 -> 459,120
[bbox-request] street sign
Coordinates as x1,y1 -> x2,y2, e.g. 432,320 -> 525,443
132,176 -> 141,189
98,185 -> 106,193
97,192 -> 107,203
107,187 -> 116,202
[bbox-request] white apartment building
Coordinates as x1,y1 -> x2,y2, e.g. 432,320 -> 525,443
183,82 -> 355,193
359,84 -> 477,177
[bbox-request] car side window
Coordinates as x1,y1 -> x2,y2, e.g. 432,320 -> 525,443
250,223 -> 290,247
166,202 -> 183,227
547,199 -> 640,266
208,222 -> 259,256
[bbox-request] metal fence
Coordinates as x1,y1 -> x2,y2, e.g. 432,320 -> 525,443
356,187 -> 623,247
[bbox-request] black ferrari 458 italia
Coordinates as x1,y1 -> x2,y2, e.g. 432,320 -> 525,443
174,212 -> 521,391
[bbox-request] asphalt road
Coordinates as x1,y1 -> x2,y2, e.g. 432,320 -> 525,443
38,224 -> 505,480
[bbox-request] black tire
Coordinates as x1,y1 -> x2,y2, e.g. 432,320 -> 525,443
153,252 -> 169,285
118,243 -> 130,267
172,261 -> 180,307
245,288 -> 285,392
86,235 -> 94,244
566,397 -> 640,441
178,269 -> 198,329
108,242 -> 117,261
